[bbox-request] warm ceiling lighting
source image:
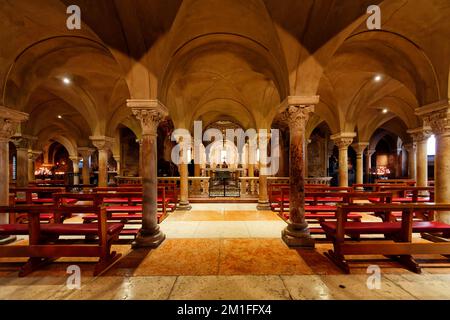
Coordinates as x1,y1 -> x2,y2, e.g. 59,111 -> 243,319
382,108 -> 389,114
62,77 -> 71,85
57,115 -> 62,119
374,75 -> 382,82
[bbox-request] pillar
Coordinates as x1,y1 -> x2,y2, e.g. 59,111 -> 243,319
352,142 -> 369,188
404,143 -> 417,181
365,148 -> 375,183
192,163 -> 201,195
331,132 -> 356,187
28,150 -> 41,182
113,155 -> 121,176
69,156 -> 80,185
78,147 -> 95,186
128,99 -> 168,248
90,136 -> 114,187
418,102 -> 450,223
408,127 -> 431,187
0,106 -> 28,243
279,95 -> 319,248
12,136 -> 30,187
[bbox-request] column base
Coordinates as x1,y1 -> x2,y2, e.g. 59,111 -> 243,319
256,201 -> 271,211
177,201 -> 192,211
132,229 -> 166,249
281,223 -> 315,248
0,235 -> 17,245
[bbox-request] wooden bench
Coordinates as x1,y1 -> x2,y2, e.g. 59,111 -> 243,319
0,204 -> 123,276
322,203 -> 450,274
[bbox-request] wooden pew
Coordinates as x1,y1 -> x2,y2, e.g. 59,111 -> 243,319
322,203 -> 450,274
375,179 -> 416,186
0,204 -> 123,276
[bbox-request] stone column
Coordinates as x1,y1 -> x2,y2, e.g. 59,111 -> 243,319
27,150 -> 41,183
279,96 -> 319,248
90,136 -> 114,187
192,164 -> 201,195
0,106 -> 28,243
404,143 -> 417,181
331,133 -> 356,187
78,147 -> 95,185
12,136 -> 31,187
352,142 -> 369,188
417,102 -> 450,223
69,156 -> 80,185
408,127 -> 431,187
256,131 -> 271,210
128,99 -> 168,248
365,148 -> 375,183
113,155 -> 121,176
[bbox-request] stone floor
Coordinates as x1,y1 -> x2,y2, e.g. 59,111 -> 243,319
1,203 -> 450,300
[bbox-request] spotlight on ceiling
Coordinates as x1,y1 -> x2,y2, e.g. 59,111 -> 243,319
374,75 -> 382,82
57,115 -> 62,119
62,77 -> 71,85
382,108 -> 389,114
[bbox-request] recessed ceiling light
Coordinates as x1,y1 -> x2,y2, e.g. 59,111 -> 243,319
62,77 -> 71,85
57,115 -> 62,119
382,108 -> 388,114
374,75 -> 382,82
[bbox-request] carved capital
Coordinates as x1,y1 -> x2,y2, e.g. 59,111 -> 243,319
403,143 -> 416,154
28,150 -> 42,161
407,127 -> 432,143
331,132 -> 356,150
127,99 -> 169,136
279,105 -> 315,131
352,142 -> 369,155
0,106 -> 29,142
78,147 -> 96,159
89,136 -> 114,151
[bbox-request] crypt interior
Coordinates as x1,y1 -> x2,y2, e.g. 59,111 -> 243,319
0,0 -> 450,300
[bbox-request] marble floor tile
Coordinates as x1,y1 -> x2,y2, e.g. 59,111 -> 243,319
218,239 -> 313,275
245,221 -> 286,238
169,275 -> 291,300
281,275 -> 337,300
194,221 -> 250,238
318,275 -> 415,300
384,274 -> 450,300
133,239 -> 220,276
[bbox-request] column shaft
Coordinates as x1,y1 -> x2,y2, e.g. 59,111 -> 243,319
435,133 -> 450,223
98,149 -> 108,187
16,148 -> 28,187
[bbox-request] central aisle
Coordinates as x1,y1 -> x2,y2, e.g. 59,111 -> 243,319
160,203 -> 287,238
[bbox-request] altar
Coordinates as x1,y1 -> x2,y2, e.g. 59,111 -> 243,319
206,168 -> 243,197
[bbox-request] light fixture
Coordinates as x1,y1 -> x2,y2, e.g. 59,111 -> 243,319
62,77 -> 71,85
57,115 -> 62,119
374,75 -> 382,82
382,108 -> 388,114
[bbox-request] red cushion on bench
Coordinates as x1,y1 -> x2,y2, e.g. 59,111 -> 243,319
305,205 -> 337,212
0,224 -> 29,235
105,206 -> 142,213
103,198 -> 128,204
41,223 -> 124,236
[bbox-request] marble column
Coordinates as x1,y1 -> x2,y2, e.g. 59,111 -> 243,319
331,133 -> 356,187
404,143 -> 417,181
352,142 -> 369,188
90,136 -> 114,187
69,156 -> 80,185
28,150 -> 41,183
128,99 -> 168,248
418,102 -> 450,223
408,128 -> 431,187
365,148 -> 375,183
12,136 -> 30,187
193,163 -> 201,195
0,106 -> 28,243
78,147 -> 95,185
279,96 -> 319,248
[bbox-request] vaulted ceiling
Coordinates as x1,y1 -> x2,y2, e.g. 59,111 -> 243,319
1,0 -> 449,153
